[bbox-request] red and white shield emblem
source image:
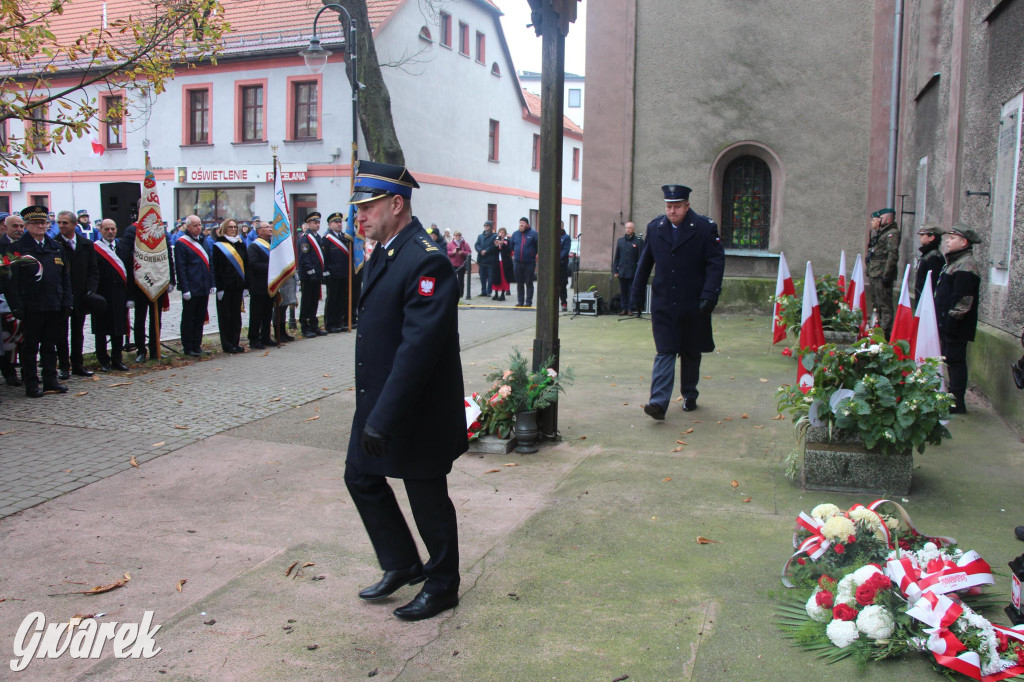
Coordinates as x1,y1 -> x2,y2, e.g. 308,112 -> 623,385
418,276 -> 435,296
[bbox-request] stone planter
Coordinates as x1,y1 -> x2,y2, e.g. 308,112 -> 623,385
802,426 -> 912,495
468,433 -> 517,455
823,330 -> 858,347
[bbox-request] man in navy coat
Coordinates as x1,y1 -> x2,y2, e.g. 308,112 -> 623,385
345,160 -> 467,622
174,215 -> 214,357
631,184 -> 725,418
296,212 -> 326,337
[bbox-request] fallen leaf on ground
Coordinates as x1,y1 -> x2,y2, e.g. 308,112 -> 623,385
674,396 -> 683,402
692,420 -> 701,423
675,440 -> 687,445
82,573 -> 131,595
696,536 -> 720,544
759,378 -> 769,383
683,428 -> 694,434
107,382 -> 132,388
503,463 -> 519,467
270,397 -> 281,402
742,496 -> 752,503
622,402 -> 629,406
662,477 -> 672,482
484,469 -> 500,474
671,446 -> 683,452
304,416 -> 320,422
610,382 -> 617,387
152,441 -> 165,447
730,480 -> 739,487
717,421 -> 723,425
176,579 -> 187,593
0,431 -> 10,436
263,351 -> 270,357
129,457 -> 138,468
302,562 -> 315,568
174,424 -> 189,430
322,374 -> 332,378
754,425 -> 764,429
703,375 -> 712,379
723,417 -> 733,421
578,435 -> 587,440
75,391 -> 88,397
741,413 -> 749,419
730,376 -> 735,379
772,414 -> 785,420
285,561 -> 299,577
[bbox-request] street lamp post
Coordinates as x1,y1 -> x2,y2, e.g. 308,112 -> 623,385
301,3 -> 359,330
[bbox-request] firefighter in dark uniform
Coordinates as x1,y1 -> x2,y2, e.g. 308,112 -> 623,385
867,207 -> 900,338
321,211 -> 351,332
344,161 -> 467,622
613,221 -> 644,315
4,206 -> 73,397
934,225 -> 982,414
631,184 -> 726,418
914,224 -> 945,305
296,212 -> 326,337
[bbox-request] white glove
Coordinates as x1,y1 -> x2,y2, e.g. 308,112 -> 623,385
209,287 -> 217,295
183,291 -> 192,301
168,283 -> 176,292
322,271 -> 330,277
126,300 -> 135,309
216,290 -> 224,301
306,269 -> 315,276
242,289 -> 249,298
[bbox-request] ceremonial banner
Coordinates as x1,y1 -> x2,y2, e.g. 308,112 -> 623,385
268,157 -> 296,297
345,204 -> 364,273
134,153 -> 170,302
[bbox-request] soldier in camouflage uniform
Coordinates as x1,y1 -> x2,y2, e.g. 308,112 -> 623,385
914,225 -> 945,304
933,225 -> 981,414
866,207 -> 900,338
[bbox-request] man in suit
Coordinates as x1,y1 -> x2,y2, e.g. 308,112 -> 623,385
632,184 -> 726,418
321,211 -> 352,333
91,219 -> 131,372
54,210 -> 99,378
246,220 -> 275,349
1,213 -> 26,386
5,205 -> 73,397
613,221 -> 644,315
120,222 -> 175,363
296,212 -> 326,337
174,214 -> 214,357
345,161 -> 467,622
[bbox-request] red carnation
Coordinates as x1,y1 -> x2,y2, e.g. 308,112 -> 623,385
796,557 -> 806,566
996,631 -> 1009,653
1017,647 -> 1024,666
815,590 -> 834,608
832,604 -> 857,621
898,538 -> 912,551
833,543 -> 846,554
865,574 -> 891,591
781,347 -> 792,357
855,583 -> 878,606
847,534 -> 856,544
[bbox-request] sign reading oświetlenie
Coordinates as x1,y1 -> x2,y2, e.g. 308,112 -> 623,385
177,164 -> 307,184
10,612 -> 161,672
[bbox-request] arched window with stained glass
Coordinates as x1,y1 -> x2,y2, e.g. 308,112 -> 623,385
721,155 -> 771,250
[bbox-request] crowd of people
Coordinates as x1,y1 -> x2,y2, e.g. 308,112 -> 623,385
0,206 -> 361,400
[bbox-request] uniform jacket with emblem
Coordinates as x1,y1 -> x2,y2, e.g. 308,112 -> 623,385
246,239 -> 271,295
5,233 -> 72,313
613,233 -> 644,278
297,230 -> 324,281
92,237 -> 129,335
347,217 -> 468,478
867,223 -> 901,282
322,230 -> 351,280
914,242 -> 944,302
212,236 -> 249,291
934,246 -> 980,342
631,211 -> 726,354
57,233 -> 100,310
174,235 -> 214,296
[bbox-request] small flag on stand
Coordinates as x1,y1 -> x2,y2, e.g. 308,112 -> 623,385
797,261 -> 825,393
846,253 -> 868,337
890,263 -> 918,359
913,272 -> 943,391
772,252 -> 795,344
837,250 -> 847,292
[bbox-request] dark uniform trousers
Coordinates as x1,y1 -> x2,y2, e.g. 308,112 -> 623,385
132,286 -> 160,359
57,310 -> 88,373
21,311 -> 64,388
248,292 -> 274,344
941,338 -> 969,401
215,288 -> 244,351
323,277 -> 350,329
180,294 -> 209,353
344,466 -> 460,595
651,349 -> 702,405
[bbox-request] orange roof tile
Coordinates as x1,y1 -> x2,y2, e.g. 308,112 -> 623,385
522,89 -> 583,136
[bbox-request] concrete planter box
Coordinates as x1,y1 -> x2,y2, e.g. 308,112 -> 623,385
468,434 -> 517,455
823,330 -> 858,347
802,426 -> 912,495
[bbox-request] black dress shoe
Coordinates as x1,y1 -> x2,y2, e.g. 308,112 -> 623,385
25,385 -> 44,398
358,564 -> 425,601
43,382 -> 68,394
250,341 -> 266,350
226,347 -> 242,354
1012,362 -> 1024,390
112,362 -> 129,371
314,328 -> 328,336
135,353 -> 147,363
302,330 -> 317,339
393,588 -> 459,622
682,397 -> 698,412
97,364 -> 112,372
280,333 -> 295,342
643,403 -> 666,420
4,374 -> 23,387
71,368 -> 94,378
58,369 -> 70,380
187,351 -> 202,358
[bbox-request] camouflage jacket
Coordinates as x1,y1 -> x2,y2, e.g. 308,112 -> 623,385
866,223 -> 900,281
934,246 -> 980,342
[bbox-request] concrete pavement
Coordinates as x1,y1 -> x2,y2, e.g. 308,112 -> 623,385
0,309 -> 1021,680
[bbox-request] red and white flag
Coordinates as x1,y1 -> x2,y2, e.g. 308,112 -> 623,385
913,271 -> 943,376
797,261 -> 825,393
772,251 -> 795,344
837,250 -> 847,292
890,263 -> 918,359
90,137 -> 105,156
846,253 -> 868,337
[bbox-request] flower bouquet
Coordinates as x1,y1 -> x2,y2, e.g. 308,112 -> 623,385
773,274 -> 862,337
471,349 -> 574,439
779,500 -> 1024,680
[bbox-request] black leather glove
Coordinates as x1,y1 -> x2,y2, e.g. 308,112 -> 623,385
699,298 -> 716,316
362,424 -> 390,458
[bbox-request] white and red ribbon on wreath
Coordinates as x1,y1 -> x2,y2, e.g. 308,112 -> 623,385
920,615 -> 1024,681
887,550 -> 994,605
465,394 -> 482,440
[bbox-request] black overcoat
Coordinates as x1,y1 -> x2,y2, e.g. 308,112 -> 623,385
6,233 -> 72,313
57,234 -> 100,310
92,240 -> 129,336
347,218 -> 468,478
631,211 -> 726,354
613,233 -> 644,278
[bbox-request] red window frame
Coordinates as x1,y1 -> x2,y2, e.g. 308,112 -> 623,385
532,134 -> 541,171
572,147 -> 580,180
440,12 -> 452,48
459,22 -> 470,56
238,82 -> 266,143
488,119 -> 499,162
101,92 -> 125,149
476,31 -> 485,64
182,84 -> 213,146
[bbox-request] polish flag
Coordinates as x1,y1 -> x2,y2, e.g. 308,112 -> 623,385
90,138 -> 105,156
846,254 -> 868,336
772,251 -> 795,344
890,263 -> 918,359
913,271 -> 943,371
837,250 -> 847,292
797,261 -> 825,393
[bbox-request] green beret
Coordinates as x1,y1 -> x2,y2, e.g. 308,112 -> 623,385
870,210 -> 881,218
878,207 -> 896,216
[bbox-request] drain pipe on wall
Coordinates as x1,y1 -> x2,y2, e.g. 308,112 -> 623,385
887,0 -> 904,208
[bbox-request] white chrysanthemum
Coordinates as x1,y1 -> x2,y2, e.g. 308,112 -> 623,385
884,515 -> 900,530
852,564 -> 882,585
805,591 -> 831,623
836,575 -> 857,605
849,508 -> 876,523
821,516 -> 856,542
811,503 -> 843,521
826,619 -> 860,648
919,542 -> 941,563
856,605 -> 895,640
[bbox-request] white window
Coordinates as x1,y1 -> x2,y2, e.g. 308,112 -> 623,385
990,92 -> 1022,285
